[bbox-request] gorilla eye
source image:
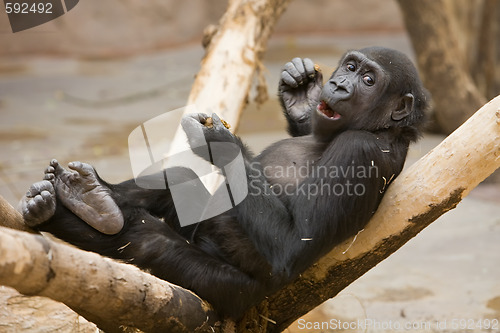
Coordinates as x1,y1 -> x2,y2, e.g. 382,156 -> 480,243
363,75 -> 375,86
346,63 -> 356,72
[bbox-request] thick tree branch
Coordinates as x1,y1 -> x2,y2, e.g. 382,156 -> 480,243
258,95 -> 500,332
0,225 -> 220,333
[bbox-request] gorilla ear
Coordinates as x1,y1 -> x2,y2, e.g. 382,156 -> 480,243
392,93 -> 414,121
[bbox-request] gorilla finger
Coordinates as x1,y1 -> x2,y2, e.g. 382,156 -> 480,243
181,117 -> 208,147
28,180 -> 54,197
40,180 -> 55,194
303,58 -> 316,78
280,71 -> 298,88
33,194 -> 45,206
26,199 -> 44,214
44,173 -> 55,183
210,113 -> 229,131
291,57 -> 307,82
40,190 -> 53,201
25,199 -> 36,212
68,161 -> 82,172
25,184 -> 37,197
50,159 -> 59,168
284,62 -> 303,85
210,113 -> 220,124
184,113 -> 210,124
312,69 -> 323,86
181,116 -> 201,131
196,113 -> 210,123
68,161 -> 93,176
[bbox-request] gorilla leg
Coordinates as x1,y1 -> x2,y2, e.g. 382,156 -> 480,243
47,206 -> 266,317
31,194 -> 266,319
21,162 -> 267,318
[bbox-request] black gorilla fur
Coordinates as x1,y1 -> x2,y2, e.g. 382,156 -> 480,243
22,47 -> 429,318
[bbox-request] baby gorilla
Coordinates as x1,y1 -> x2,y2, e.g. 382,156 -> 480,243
20,47 -> 429,318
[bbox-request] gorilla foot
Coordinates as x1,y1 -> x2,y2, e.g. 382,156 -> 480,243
46,159 -> 124,235
19,180 -> 56,227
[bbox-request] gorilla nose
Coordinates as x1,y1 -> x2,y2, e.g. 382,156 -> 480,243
329,77 -> 352,94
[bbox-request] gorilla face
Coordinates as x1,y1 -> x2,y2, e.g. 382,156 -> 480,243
313,49 -> 425,140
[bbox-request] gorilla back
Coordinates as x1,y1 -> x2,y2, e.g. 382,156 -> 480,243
20,47 -> 429,319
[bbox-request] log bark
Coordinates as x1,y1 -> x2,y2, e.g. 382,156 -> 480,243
0,225 -> 220,333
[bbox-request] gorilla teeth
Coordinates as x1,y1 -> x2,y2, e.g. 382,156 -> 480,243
318,101 -> 341,120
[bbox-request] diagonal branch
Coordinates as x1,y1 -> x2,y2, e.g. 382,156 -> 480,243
260,95 -> 500,332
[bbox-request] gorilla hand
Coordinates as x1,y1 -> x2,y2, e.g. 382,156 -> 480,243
278,57 -> 323,124
182,113 -> 234,143
181,113 -> 241,168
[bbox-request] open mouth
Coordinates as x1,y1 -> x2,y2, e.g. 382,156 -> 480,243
317,101 -> 342,120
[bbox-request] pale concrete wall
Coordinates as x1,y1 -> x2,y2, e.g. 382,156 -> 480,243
0,0 -> 403,57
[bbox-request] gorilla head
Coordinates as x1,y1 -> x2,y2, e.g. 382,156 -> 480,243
314,47 -> 429,141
